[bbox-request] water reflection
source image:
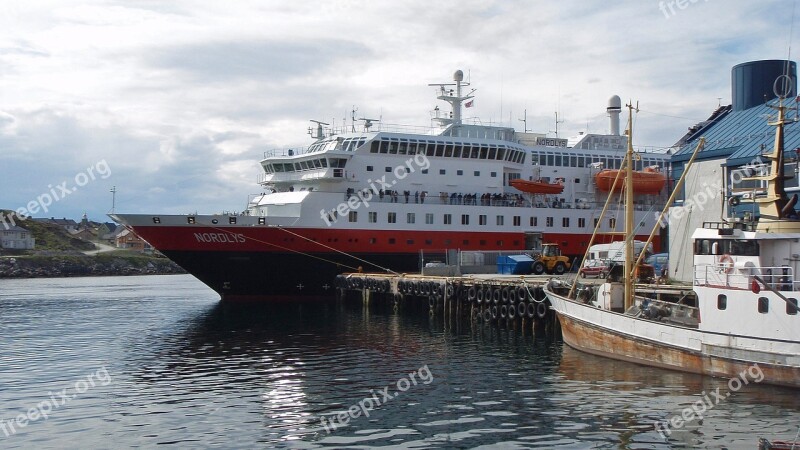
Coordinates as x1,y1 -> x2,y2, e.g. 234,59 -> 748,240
1,276 -> 798,449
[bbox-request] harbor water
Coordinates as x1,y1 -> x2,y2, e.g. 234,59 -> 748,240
1,275 -> 798,449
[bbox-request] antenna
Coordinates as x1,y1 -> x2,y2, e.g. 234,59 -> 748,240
499,73 -> 503,127
358,117 -> 380,132
551,111 -> 565,138
518,109 -> 530,132
787,0 -> 796,66
351,106 -> 358,132
308,120 -> 329,140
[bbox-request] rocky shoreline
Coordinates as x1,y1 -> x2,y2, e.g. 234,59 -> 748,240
0,254 -> 186,278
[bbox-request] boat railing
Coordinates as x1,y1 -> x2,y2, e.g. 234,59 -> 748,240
258,169 -> 347,184
263,147 -> 316,158
694,264 -> 798,291
321,122 -> 441,136
250,184 -> 664,211
340,193 -> 658,210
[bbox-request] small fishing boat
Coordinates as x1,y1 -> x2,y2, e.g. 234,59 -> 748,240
594,166 -> 666,194
758,437 -> 800,450
509,178 -> 564,194
545,98 -> 800,388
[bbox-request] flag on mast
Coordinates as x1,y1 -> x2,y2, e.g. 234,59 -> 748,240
465,100 -> 474,108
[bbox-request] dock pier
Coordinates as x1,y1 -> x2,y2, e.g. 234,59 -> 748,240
334,273 -> 562,334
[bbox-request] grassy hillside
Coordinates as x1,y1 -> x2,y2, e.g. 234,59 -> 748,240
1,210 -> 95,252
0,252 -> 186,277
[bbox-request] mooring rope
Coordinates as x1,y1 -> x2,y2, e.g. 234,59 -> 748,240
206,225 -> 362,272
272,226 -> 399,275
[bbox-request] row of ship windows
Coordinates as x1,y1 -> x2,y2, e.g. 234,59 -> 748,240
184,215 -> 645,230
533,153 -> 667,171
369,138 -> 667,170
282,236 -> 524,247
307,138 -> 367,153
718,294 -> 799,315
695,239 -> 759,256
370,140 -> 526,164
263,158 -> 348,174
262,144 -> 668,175
328,211 -> 643,229
366,166 -> 495,177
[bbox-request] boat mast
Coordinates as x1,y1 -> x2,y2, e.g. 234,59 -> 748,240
624,102 -> 637,311
747,80 -> 800,232
756,97 -> 790,224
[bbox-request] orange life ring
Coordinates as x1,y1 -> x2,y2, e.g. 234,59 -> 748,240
718,254 -> 734,274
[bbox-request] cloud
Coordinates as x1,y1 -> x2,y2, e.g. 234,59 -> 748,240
0,107 -> 256,218
0,0 -> 796,221
144,39 -> 372,84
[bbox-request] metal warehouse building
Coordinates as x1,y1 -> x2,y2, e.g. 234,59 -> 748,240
668,59 -> 800,282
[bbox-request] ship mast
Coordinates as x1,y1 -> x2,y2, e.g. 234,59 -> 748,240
753,97 -> 793,228
429,70 -> 475,128
624,102 -> 637,311
745,77 -> 800,233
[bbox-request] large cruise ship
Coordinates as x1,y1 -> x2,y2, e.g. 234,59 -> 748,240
111,71 -> 670,301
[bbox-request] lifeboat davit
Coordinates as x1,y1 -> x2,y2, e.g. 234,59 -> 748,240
594,167 -> 666,195
510,178 -> 565,195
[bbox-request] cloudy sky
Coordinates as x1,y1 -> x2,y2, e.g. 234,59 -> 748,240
0,0 -> 794,221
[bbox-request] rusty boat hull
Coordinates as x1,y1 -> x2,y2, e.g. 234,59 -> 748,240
546,289 -> 800,388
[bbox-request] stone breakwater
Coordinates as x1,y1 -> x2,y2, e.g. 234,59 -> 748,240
0,255 -> 185,278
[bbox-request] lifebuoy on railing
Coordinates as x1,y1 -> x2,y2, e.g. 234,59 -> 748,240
718,254 -> 734,274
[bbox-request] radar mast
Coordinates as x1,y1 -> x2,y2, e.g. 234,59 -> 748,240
429,70 -> 475,127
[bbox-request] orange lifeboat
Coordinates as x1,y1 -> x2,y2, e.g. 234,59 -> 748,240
510,178 -> 565,195
594,167 -> 666,194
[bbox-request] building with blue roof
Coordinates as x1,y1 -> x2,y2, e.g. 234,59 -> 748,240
668,59 -> 799,281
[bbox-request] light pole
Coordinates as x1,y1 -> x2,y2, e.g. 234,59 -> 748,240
110,186 -> 116,213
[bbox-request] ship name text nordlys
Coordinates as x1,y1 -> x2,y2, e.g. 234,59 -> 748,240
194,232 -> 246,244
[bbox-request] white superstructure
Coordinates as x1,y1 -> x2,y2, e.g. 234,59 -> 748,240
248,70 -> 670,253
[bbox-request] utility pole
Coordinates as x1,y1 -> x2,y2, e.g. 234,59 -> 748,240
110,186 -> 116,213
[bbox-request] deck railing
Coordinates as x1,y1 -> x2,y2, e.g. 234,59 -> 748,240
694,264 -> 798,291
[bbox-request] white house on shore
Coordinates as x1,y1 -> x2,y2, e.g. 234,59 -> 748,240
1,226 -> 35,250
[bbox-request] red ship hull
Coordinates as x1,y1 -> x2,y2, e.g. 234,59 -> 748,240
121,222 -> 661,301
